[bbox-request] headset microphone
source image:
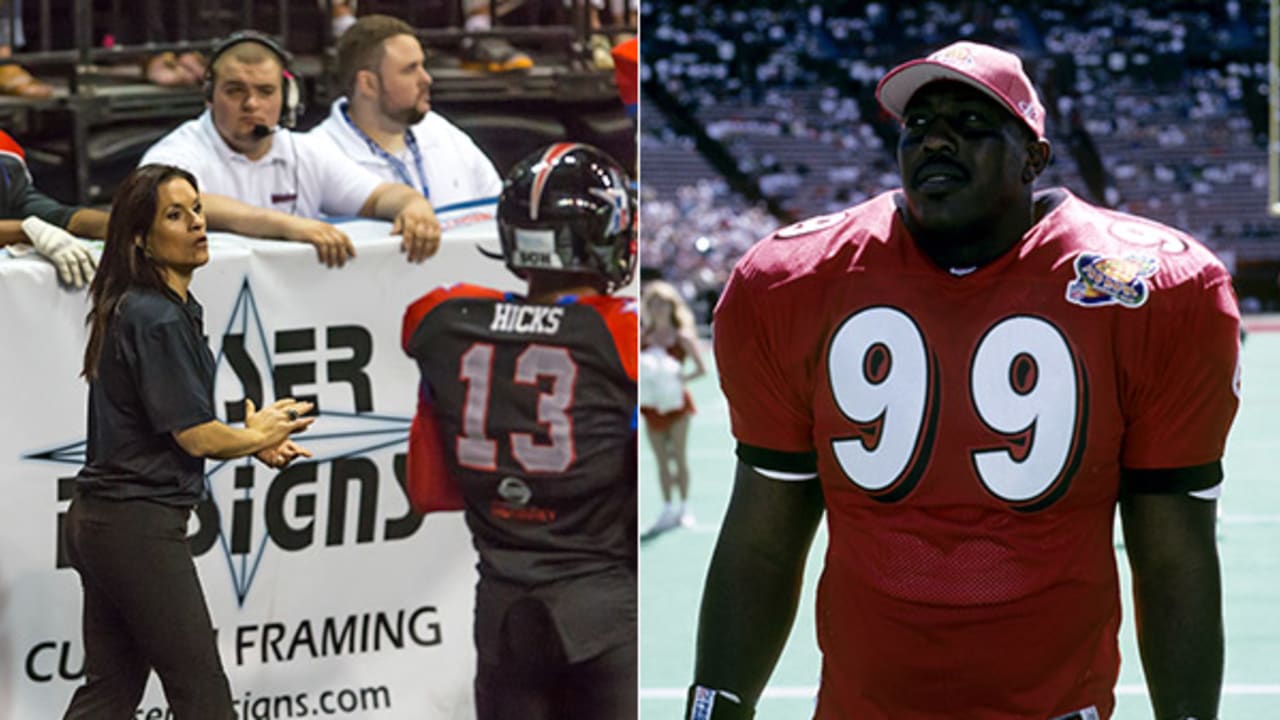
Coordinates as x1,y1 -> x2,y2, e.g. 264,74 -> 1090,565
251,124 -> 275,138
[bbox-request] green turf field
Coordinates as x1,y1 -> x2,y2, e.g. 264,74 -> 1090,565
639,323 -> 1280,719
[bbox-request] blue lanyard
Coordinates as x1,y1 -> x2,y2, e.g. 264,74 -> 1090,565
341,101 -> 430,200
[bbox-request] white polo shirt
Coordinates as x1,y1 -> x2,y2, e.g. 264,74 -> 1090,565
315,98 -> 503,212
140,111 -> 383,219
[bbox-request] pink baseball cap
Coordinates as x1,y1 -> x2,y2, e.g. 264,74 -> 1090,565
876,41 -> 1046,139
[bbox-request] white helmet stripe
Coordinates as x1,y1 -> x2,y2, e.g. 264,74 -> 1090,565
527,142 -> 588,221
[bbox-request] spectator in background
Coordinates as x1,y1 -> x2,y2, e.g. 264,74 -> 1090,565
0,0 -> 52,97
459,0 -> 534,73
140,49 -> 206,88
457,0 -> 632,72
613,36 -> 637,111
140,30 -> 442,267
585,0 -> 636,70
319,14 -> 502,211
1,130 -> 105,287
94,0 -> 206,86
321,0 -> 533,71
327,0 -> 358,40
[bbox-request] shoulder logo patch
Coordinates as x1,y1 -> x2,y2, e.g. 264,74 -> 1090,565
1065,252 -> 1158,308
775,210 -> 848,239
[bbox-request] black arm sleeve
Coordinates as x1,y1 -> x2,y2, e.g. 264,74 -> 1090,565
1121,461 -> 1222,494
0,157 -> 79,227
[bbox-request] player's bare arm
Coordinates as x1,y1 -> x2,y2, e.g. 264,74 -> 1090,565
1119,471 -> 1223,720
690,461 -> 825,717
0,220 -> 28,247
66,208 -> 109,239
200,192 -> 355,267
359,182 -> 441,263
0,206 -> 104,247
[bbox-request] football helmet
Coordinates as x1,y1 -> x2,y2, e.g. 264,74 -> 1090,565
497,143 -> 636,291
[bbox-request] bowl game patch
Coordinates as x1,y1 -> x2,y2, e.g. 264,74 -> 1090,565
1066,252 -> 1158,308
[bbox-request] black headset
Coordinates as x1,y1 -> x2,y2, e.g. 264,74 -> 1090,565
204,30 -> 303,129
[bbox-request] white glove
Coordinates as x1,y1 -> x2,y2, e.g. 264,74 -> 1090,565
22,215 -> 97,288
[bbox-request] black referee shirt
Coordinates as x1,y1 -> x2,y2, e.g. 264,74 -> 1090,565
76,286 -> 217,506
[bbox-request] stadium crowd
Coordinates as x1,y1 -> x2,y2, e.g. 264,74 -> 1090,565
641,0 -> 1280,320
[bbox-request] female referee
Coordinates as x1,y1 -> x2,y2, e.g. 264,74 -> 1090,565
63,164 -> 313,719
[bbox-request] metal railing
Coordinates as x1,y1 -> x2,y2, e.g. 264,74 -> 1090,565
2,0 -> 634,203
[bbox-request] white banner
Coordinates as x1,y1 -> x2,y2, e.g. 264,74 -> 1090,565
0,203 -> 518,719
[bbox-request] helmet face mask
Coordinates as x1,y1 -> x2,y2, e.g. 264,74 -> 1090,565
498,143 -> 636,292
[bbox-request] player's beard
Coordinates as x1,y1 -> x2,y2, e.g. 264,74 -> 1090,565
379,94 -> 427,126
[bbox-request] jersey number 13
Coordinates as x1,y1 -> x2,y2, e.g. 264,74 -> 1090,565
456,343 -> 578,474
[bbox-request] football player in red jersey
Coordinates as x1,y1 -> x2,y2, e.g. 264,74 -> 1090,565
402,143 -> 637,720
688,41 -> 1239,720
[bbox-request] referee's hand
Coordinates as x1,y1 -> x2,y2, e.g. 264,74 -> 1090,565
284,217 -> 356,268
245,398 -> 315,447
393,197 -> 441,263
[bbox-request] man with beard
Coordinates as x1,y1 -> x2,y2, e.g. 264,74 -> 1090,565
318,15 -> 502,211
141,30 -> 441,267
688,41 -> 1239,720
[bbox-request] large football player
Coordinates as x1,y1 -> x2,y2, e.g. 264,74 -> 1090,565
402,143 -> 637,720
688,42 -> 1240,720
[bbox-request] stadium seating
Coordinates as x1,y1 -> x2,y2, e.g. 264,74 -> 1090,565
4,0 -> 634,206
641,0 -> 1280,315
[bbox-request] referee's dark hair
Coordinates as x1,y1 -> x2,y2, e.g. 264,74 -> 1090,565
83,164 -> 199,380
336,14 -> 419,99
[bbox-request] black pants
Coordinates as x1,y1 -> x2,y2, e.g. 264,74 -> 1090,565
62,493 -> 233,720
474,597 -> 637,720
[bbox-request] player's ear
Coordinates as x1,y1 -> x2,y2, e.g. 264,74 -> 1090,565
1023,137 -> 1052,183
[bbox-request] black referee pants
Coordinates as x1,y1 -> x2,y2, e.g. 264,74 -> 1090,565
62,493 -> 233,720
474,597 -> 637,720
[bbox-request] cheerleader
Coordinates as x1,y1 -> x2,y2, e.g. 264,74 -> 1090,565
640,280 -> 706,538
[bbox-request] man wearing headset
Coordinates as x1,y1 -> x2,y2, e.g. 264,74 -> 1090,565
140,31 -> 441,268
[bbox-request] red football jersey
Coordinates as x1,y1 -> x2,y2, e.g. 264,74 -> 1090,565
714,190 -> 1240,719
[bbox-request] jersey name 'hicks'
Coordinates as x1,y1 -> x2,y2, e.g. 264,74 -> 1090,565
489,303 -> 564,335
